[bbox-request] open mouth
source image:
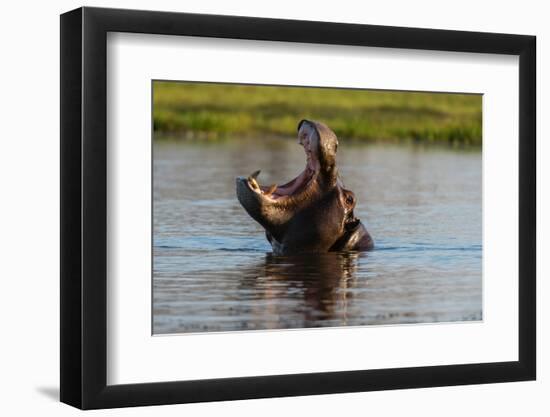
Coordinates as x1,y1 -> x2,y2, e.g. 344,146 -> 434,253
246,145 -> 318,201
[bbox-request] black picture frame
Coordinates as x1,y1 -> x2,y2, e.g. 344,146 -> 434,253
60,6 -> 536,410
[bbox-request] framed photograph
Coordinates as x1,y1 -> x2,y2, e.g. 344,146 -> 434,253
60,6 -> 536,409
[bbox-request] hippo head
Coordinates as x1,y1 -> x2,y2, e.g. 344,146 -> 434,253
236,119 -> 373,255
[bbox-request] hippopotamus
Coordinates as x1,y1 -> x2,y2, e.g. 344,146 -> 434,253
236,119 -> 373,255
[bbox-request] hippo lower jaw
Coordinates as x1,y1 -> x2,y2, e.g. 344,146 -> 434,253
235,131 -> 326,232
238,163 -> 318,204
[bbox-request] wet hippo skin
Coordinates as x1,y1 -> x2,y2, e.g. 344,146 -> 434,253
236,119 -> 373,255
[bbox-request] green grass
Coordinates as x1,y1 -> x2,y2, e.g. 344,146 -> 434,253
153,81 -> 482,146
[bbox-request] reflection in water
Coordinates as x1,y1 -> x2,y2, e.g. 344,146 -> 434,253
153,139 -> 482,334
239,253 -> 360,328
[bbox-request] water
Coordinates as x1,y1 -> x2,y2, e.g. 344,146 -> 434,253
153,138 -> 482,334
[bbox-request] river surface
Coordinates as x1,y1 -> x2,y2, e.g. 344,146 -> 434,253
153,138 -> 482,334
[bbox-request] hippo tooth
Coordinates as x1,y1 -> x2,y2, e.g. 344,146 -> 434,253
249,177 -> 260,190
265,184 -> 277,195
248,170 -> 261,189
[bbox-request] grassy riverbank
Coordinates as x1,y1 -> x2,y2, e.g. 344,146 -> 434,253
153,81 -> 482,146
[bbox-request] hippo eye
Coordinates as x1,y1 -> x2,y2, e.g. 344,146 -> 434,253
345,195 -> 354,206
